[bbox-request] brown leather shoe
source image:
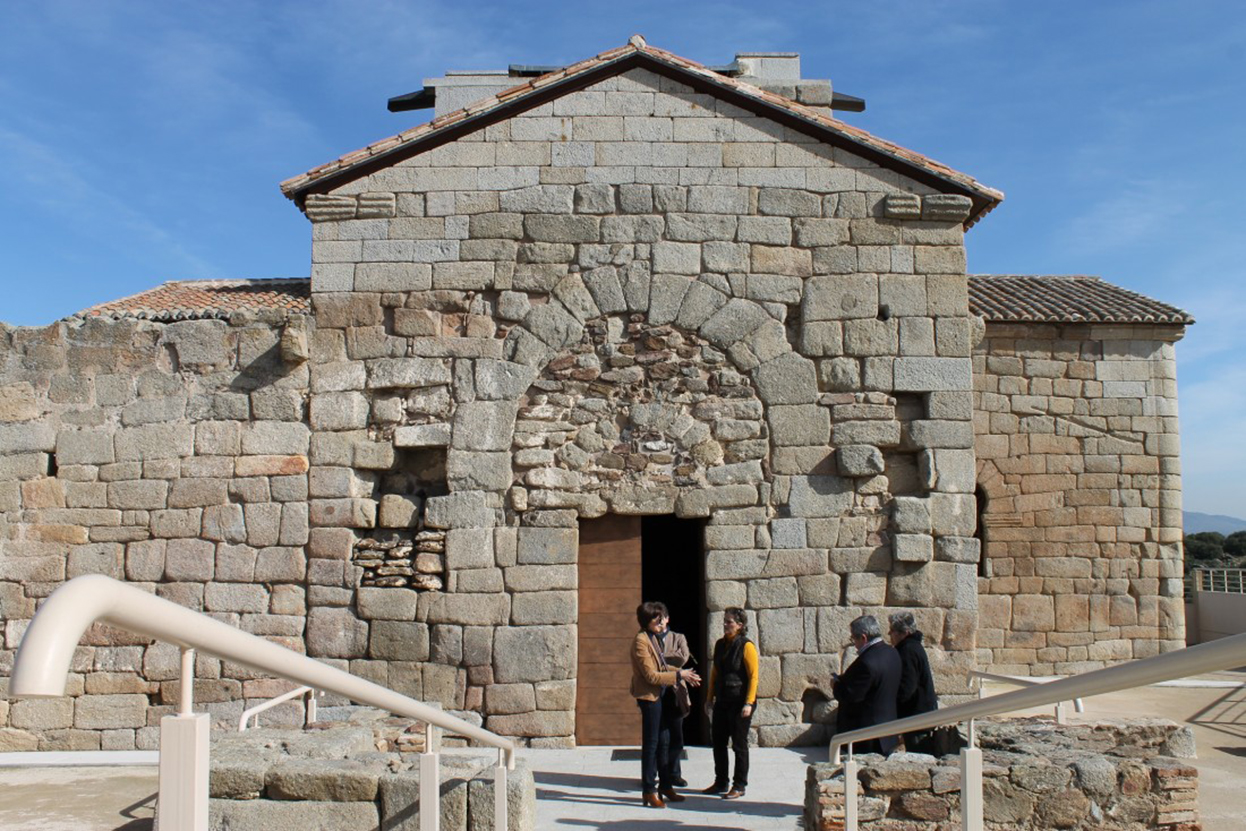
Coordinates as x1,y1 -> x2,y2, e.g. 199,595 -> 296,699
723,787 -> 746,800
659,788 -> 685,803
701,782 -> 727,795
642,792 -> 666,809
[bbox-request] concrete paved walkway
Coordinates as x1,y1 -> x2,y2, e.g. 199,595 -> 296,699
532,746 -> 814,830
1,673 -> 1242,830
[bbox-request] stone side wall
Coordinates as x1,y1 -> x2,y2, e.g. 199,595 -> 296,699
974,323 -> 1186,674
300,65 -> 983,746
0,313 -> 311,750
209,714 -> 537,831
806,718 -> 1199,831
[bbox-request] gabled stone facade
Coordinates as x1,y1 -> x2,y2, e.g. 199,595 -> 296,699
0,41 -> 1191,750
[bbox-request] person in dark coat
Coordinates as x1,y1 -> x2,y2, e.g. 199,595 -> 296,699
831,615 -> 901,756
889,611 -> 939,751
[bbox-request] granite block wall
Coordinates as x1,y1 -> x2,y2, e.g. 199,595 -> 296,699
298,66 -> 982,746
0,313 -> 311,750
974,323 -> 1186,673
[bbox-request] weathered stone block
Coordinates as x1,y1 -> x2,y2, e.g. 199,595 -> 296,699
804,275 -> 877,321
892,496 -> 932,534
210,799 -> 379,830
893,533 -> 934,563
787,475 -> 853,518
844,572 -> 887,605
367,358 -> 451,389
306,607 -> 369,658
446,528 -> 495,570
369,621 -> 430,662
836,445 -> 884,477
511,591 -> 577,625
493,626 -> 576,683
424,493 -> 495,529
447,450 -> 512,491
70,694 -> 146,731
309,498 -> 377,529
420,593 -> 509,627
357,587 -> 418,621
770,518 -> 808,549
922,194 -> 973,221
310,392 -> 370,431
516,527 -> 577,565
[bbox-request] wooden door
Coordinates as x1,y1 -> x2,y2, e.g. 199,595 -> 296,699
575,515 -> 642,745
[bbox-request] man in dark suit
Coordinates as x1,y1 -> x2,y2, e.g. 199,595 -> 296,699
831,615 -> 902,755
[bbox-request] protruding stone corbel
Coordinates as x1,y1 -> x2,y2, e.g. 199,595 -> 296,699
280,316 -> 309,365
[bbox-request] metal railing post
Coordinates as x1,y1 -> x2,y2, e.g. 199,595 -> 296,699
421,723 -> 441,831
961,718 -> 983,831
495,747 -> 509,831
306,688 -> 318,726
156,647 -> 209,831
843,744 -> 858,831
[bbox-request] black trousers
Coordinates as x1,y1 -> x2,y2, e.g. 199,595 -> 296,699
638,696 -> 683,793
711,699 -> 752,788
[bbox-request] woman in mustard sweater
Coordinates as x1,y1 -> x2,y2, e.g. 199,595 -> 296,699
702,606 -> 758,800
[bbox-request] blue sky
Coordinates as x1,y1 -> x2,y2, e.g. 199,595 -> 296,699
1,1 -> 1243,518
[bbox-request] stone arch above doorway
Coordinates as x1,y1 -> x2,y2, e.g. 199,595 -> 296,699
512,311 -> 773,520
446,273 -> 823,522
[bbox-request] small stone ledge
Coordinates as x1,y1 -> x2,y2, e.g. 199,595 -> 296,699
806,717 -> 1198,831
210,713 -> 536,830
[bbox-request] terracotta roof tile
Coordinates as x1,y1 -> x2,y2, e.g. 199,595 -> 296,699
968,275 -> 1194,325
280,38 -> 1004,226
71,278 -> 310,323
71,274 -> 1190,329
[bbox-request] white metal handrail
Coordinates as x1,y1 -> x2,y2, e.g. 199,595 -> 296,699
238,685 -> 319,732
968,670 -> 1085,723
1195,568 -> 1246,594
11,575 -> 514,831
829,630 -> 1246,831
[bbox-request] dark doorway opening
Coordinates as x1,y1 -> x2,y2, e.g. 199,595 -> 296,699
641,514 -> 708,745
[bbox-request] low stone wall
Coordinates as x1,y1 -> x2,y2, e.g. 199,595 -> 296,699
209,709 -> 536,831
806,717 -> 1199,830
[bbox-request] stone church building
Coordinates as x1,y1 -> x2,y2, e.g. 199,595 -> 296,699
0,39 -> 1192,751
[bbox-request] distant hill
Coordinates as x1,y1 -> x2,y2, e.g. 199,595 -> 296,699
1184,511 -> 1246,535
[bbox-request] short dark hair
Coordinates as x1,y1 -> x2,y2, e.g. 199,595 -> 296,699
637,601 -> 669,629
723,606 -> 747,635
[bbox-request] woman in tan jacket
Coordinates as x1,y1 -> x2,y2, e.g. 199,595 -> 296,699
631,601 -> 701,808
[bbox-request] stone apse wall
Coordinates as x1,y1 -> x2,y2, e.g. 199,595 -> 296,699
297,66 -> 982,747
974,322 -> 1186,674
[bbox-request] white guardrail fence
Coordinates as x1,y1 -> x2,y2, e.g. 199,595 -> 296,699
238,685 -> 319,732
11,575 -> 515,831
829,630 -> 1246,831
1195,567 -> 1246,594
967,670 -> 1084,724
